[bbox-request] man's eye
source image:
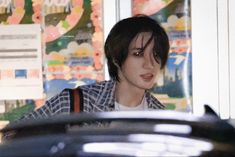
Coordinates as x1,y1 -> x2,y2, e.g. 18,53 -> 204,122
133,51 -> 143,56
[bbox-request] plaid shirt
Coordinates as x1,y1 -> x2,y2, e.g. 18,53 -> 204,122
20,79 -> 165,120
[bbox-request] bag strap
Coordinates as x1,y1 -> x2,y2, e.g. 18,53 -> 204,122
73,88 -> 80,112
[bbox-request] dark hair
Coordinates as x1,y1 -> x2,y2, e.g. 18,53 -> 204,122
104,15 -> 169,81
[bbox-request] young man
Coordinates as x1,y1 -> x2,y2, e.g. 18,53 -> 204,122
20,15 -> 169,120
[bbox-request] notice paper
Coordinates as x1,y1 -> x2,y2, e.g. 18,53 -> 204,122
0,24 -> 43,100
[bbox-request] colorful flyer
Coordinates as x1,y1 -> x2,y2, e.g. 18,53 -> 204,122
132,0 -> 192,111
43,0 -> 104,99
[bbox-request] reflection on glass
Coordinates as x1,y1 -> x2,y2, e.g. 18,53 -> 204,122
83,134 -> 213,156
154,124 -> 192,134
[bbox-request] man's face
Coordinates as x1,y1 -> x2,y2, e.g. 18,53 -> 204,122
118,32 -> 161,90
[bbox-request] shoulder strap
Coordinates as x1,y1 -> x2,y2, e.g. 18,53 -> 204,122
73,88 -> 81,112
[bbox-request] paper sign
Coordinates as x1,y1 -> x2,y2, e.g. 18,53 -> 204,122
0,24 -> 43,100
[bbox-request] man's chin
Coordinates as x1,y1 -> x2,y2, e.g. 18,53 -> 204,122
139,84 -> 154,90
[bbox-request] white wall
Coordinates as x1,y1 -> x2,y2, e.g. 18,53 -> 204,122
192,0 -> 234,119
228,0 -> 235,118
191,0 -> 219,116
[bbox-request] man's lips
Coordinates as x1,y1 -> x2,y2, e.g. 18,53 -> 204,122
140,73 -> 154,80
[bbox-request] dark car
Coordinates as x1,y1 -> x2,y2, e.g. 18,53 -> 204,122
0,106 -> 235,157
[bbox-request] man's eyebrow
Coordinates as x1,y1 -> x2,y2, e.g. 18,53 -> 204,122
130,47 -> 144,51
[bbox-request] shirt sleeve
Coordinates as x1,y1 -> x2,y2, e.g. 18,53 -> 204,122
18,89 -> 72,121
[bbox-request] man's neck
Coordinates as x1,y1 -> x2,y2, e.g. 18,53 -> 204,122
115,81 -> 145,107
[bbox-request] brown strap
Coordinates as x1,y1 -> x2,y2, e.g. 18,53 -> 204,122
73,89 -> 80,112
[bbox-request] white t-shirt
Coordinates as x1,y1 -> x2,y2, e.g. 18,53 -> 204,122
114,96 -> 147,111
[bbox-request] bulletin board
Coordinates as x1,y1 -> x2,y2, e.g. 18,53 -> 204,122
0,0 -> 192,123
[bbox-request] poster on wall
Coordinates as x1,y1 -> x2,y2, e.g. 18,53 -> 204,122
132,0 -> 192,111
0,0 -> 104,122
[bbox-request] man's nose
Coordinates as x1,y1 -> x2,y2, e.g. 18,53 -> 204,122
143,52 -> 154,69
